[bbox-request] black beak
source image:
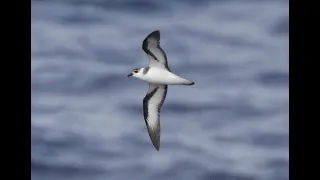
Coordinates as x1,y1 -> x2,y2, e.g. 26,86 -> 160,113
127,73 -> 132,77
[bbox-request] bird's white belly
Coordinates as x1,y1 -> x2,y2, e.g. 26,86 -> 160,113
144,68 -> 190,85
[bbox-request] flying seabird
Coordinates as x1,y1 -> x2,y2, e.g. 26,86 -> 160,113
127,30 -> 195,151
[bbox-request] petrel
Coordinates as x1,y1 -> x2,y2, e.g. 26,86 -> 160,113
127,30 -> 195,151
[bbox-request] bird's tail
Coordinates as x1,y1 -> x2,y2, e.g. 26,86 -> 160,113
181,79 -> 195,86
184,80 -> 195,85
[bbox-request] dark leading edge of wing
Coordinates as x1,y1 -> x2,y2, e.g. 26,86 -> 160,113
143,84 -> 168,151
142,30 -> 170,71
142,30 -> 160,60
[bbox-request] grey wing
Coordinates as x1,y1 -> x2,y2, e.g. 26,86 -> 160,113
143,83 -> 168,151
142,30 -> 171,71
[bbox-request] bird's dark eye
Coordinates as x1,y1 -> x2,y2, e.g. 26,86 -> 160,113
133,70 -> 138,73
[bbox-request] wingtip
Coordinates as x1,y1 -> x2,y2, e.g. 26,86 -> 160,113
151,136 -> 160,151
154,144 -> 160,151
148,30 -> 160,40
145,122 -> 161,151
152,30 -> 160,34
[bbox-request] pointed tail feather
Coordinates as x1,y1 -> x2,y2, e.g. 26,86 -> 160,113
182,79 -> 195,85
185,81 -> 195,85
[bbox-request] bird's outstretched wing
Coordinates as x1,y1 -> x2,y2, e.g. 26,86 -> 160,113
143,83 -> 168,151
142,30 -> 170,71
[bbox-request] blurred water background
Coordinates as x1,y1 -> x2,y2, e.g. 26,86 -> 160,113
31,0 -> 289,180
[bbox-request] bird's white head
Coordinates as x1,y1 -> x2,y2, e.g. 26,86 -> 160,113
127,68 -> 144,79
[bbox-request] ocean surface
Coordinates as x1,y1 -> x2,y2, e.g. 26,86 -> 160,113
31,0 -> 289,180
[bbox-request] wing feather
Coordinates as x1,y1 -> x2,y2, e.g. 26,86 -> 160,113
142,30 -> 170,71
143,83 -> 168,150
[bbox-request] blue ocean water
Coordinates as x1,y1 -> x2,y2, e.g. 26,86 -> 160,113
31,0 -> 289,180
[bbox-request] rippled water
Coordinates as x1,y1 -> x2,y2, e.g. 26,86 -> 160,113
31,0 -> 289,180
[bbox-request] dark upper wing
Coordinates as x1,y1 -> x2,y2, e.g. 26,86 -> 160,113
143,83 -> 168,151
142,30 -> 170,71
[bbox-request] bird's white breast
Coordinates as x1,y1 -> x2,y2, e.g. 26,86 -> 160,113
143,67 -> 190,85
